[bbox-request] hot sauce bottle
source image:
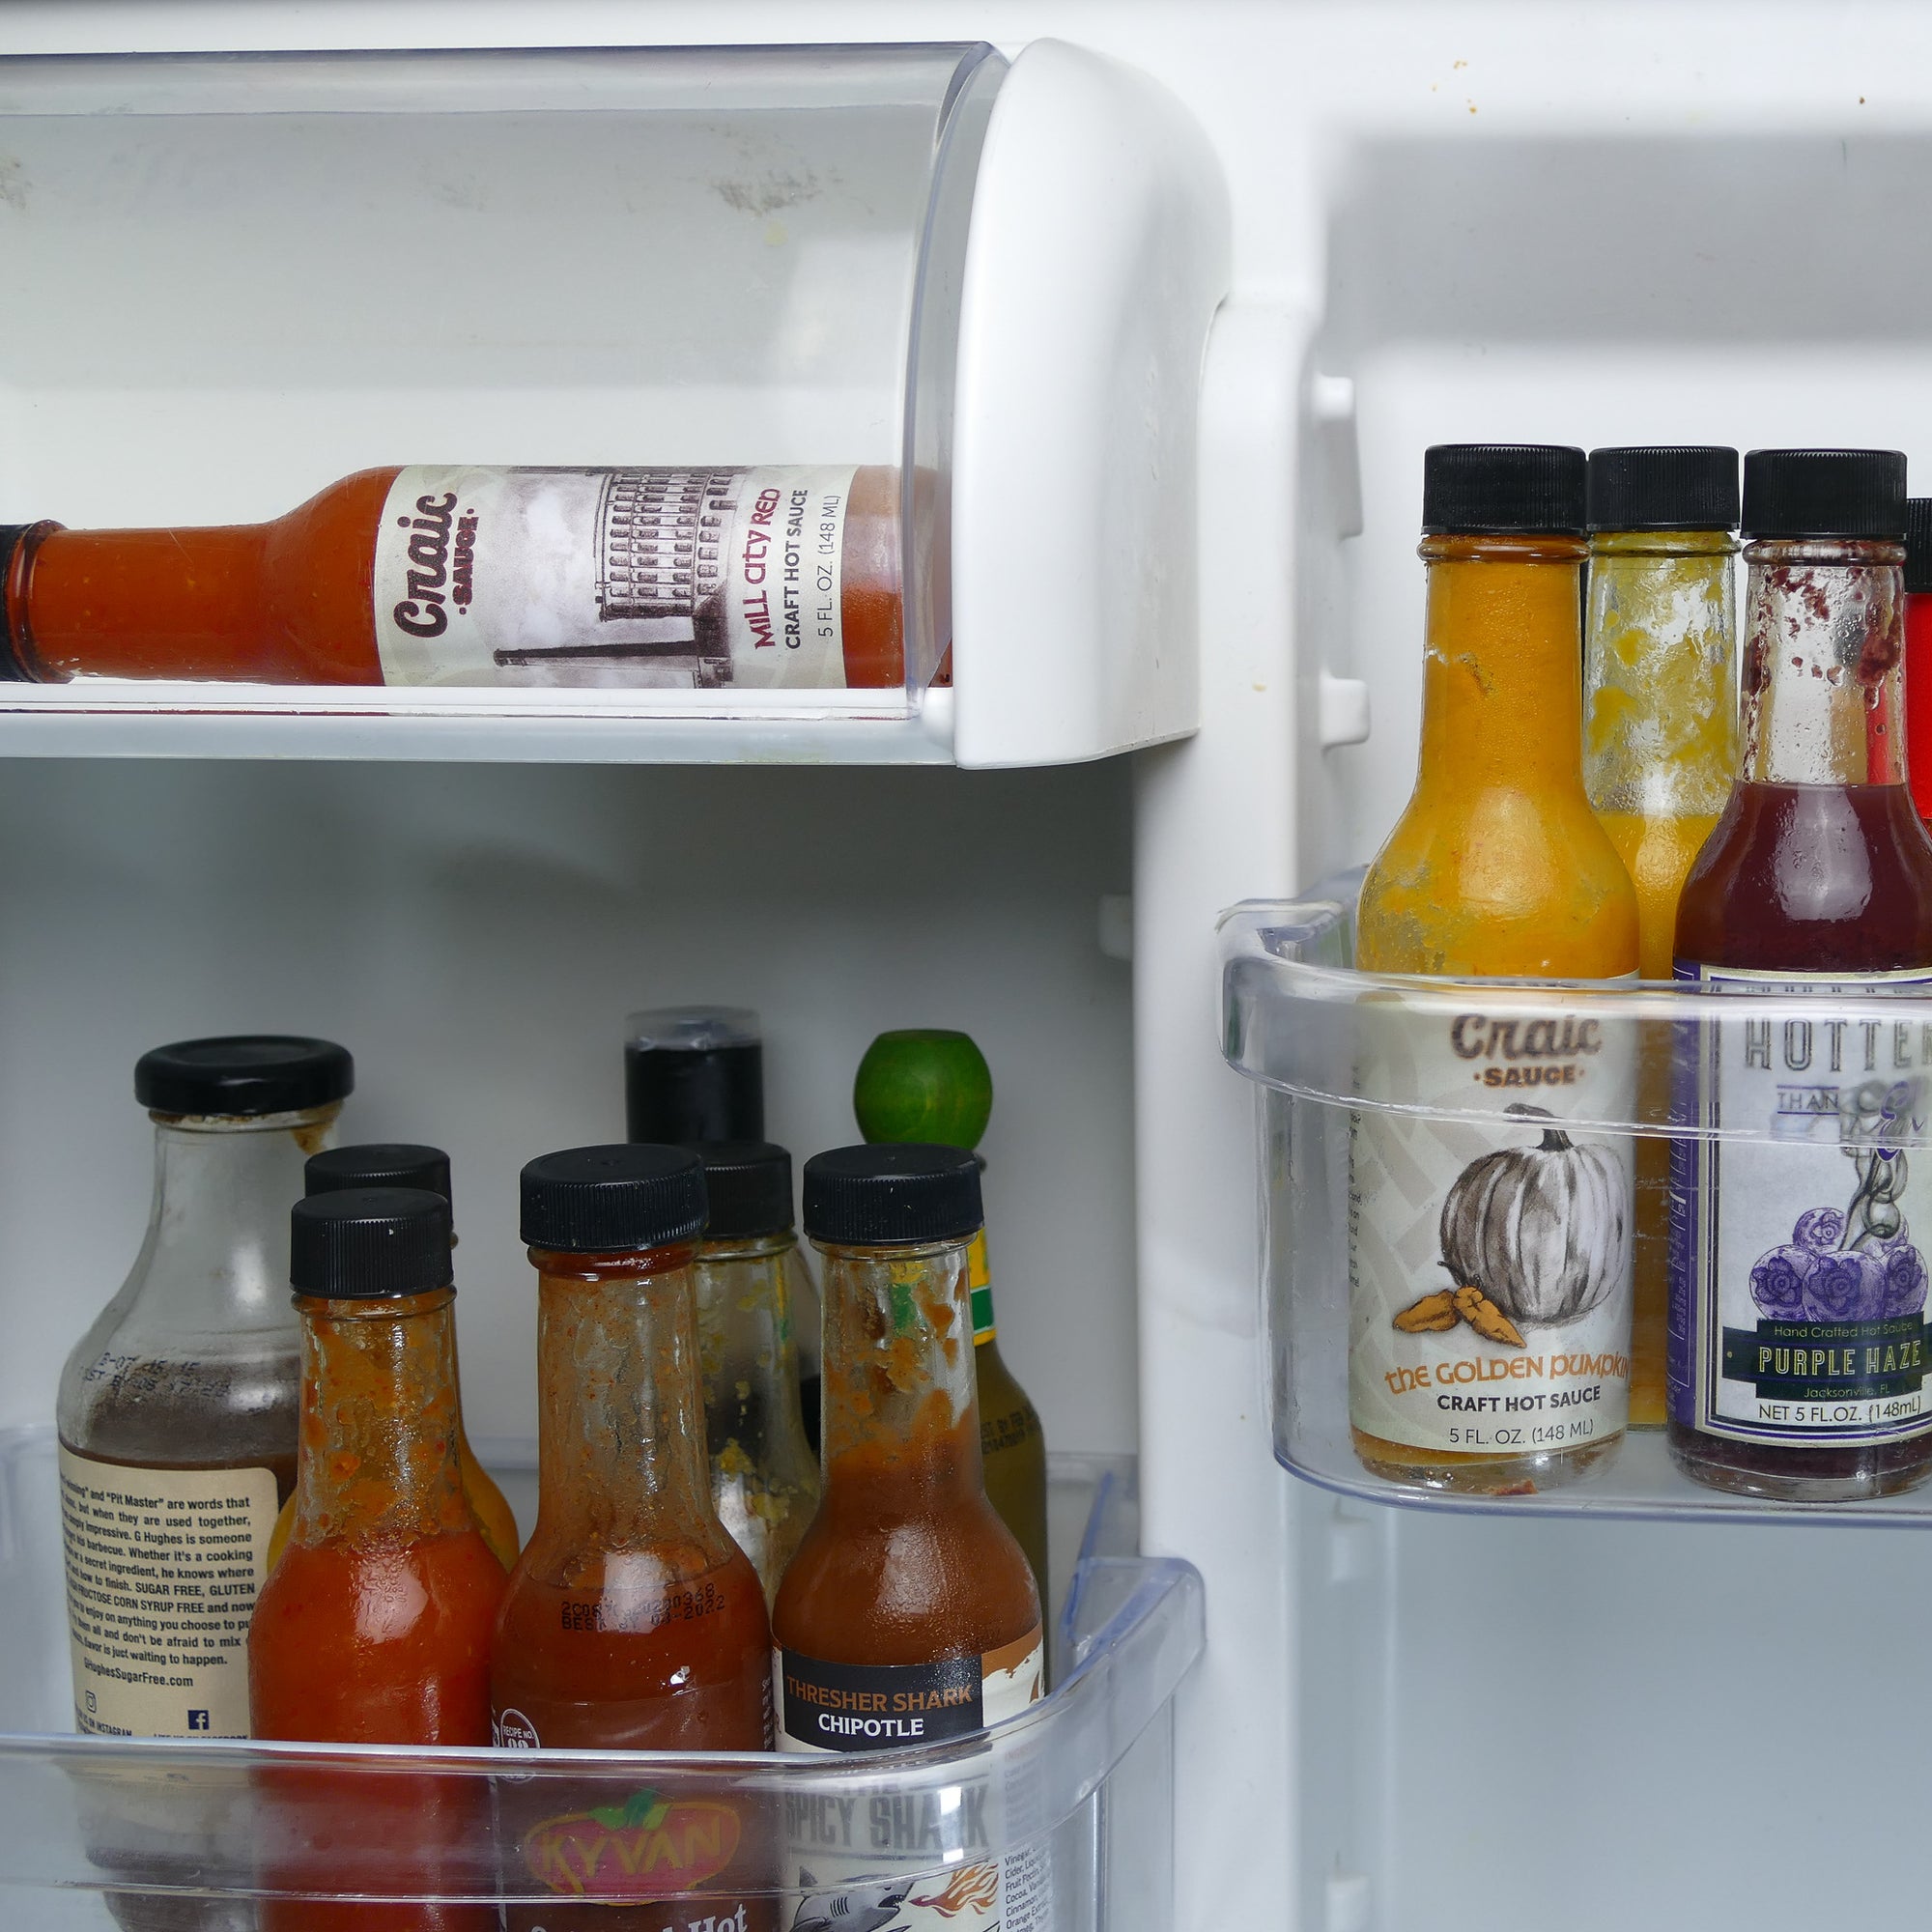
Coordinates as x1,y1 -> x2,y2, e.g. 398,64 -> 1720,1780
249,1187 -> 506,1932
691,1143 -> 820,1606
58,1035 -> 352,1742
1350,446 -> 1639,1494
851,1029 -> 1049,1605
774,1145 -> 1045,1932
274,1144 -> 520,1572
1582,446 -> 1742,1427
0,464 -> 902,690
490,1146 -> 771,1932
628,1006 -> 825,1456
1670,449 -> 1932,1500
1904,497 -> 1932,829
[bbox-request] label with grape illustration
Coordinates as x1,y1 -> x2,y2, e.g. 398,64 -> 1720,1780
1349,1000 -> 1637,1460
1669,965 -> 1932,1447
372,465 -> 856,690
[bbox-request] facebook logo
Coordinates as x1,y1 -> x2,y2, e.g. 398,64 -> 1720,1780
187,1710 -> 210,1732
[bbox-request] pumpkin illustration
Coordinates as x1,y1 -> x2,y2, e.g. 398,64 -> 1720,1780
1437,1107 -> 1628,1329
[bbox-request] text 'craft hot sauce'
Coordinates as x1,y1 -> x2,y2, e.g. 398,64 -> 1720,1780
489,1146 -> 773,1932
0,464 -> 903,689
772,1145 -> 1047,1932
248,1188 -> 508,1932
1581,447 -> 1743,1427
1669,449 -> 1932,1500
1350,445 -> 1640,1494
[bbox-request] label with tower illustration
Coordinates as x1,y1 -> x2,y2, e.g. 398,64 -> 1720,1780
1349,1000 -> 1636,1459
372,465 -> 856,689
1668,965 -> 1932,1448
775,1630 -> 1048,1931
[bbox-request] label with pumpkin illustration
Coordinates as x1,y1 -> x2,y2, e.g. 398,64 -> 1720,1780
774,1630 -> 1048,1931
1349,1003 -> 1636,1459
1668,966 -> 1932,1448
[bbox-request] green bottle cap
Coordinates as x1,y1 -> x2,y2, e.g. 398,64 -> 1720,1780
853,1030 -> 993,1151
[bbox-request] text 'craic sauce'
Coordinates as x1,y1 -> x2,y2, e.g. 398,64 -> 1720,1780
488,1146 -> 773,1932
772,1145 -> 1046,1932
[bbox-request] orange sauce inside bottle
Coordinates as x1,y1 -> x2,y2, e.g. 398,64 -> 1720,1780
8,467 -> 904,687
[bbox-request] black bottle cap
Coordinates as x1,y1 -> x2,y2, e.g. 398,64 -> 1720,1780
803,1143 -> 982,1247
290,1187 -> 453,1299
694,1141 -> 794,1241
1906,499 -> 1932,594
1586,447 -> 1740,533
521,1144 -> 707,1253
135,1036 -> 354,1118
1421,445 -> 1587,535
306,1143 -> 451,1208
1741,449 -> 1907,540
624,1008 -> 764,1144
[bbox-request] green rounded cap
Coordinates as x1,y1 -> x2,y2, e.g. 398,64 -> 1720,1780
853,1029 -> 993,1151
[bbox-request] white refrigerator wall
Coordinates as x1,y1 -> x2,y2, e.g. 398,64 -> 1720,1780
10,5 -> 1932,1931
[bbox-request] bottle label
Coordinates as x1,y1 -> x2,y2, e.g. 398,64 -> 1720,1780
57,1446 -> 277,1739
776,1628 -> 1046,1931
968,1229 -> 996,1343
1348,1000 -> 1637,1459
371,465 -> 859,690
1669,965 -> 1932,1448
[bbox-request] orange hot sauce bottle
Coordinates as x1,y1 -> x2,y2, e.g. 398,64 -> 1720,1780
773,1145 -> 1042,1924
0,465 -> 902,688
490,1146 -> 772,1932
248,1187 -> 509,1932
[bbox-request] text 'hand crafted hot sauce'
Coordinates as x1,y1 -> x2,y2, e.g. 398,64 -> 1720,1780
489,1146 -> 773,1932
1350,445 -> 1640,1495
1670,449 -> 1932,1500
0,464 -> 902,689
773,1145 -> 1047,1932
248,1187 -> 509,1932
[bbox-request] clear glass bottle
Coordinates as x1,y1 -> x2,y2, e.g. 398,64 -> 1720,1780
1671,448 -> 1932,1500
774,1145 -> 1043,1930
277,1143 -> 519,1571
490,1147 -> 771,1932
851,1029 -> 1049,1603
1351,445 -> 1639,1494
691,1142 -> 820,1605
1582,446 -> 1741,1427
58,1035 -> 352,1741
627,1005 -> 826,1450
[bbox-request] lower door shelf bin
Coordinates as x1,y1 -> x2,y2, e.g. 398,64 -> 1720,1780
0,1437 -> 1201,1930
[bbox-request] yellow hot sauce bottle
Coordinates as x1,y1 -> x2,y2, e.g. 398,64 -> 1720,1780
1581,447 -> 1740,1428
1353,445 -> 1639,1492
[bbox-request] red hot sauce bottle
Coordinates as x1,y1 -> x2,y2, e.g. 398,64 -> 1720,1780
1670,449 -> 1932,1500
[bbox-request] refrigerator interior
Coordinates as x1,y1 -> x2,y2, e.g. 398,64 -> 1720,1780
6,3 -> 1932,1929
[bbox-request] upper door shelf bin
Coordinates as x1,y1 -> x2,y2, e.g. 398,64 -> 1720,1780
0,41 -> 1228,765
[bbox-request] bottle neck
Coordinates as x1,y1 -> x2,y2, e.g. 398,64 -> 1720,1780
1582,529 -> 1739,818
814,1235 -> 983,1513
1417,534 -> 1592,793
132,1107 -> 341,1333
290,1287 -> 469,1547
967,1227 -> 997,1345
693,1232 -> 811,1453
1743,538 -> 1907,787
529,1243 -> 719,1549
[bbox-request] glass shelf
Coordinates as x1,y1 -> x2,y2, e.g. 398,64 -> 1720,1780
0,1435 -> 1201,1924
1220,873 -> 1932,1526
